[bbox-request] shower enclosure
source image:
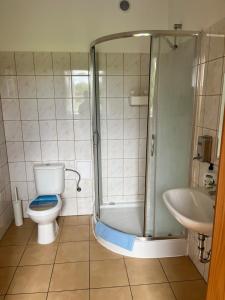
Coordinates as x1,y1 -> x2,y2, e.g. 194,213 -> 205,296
90,30 -> 199,256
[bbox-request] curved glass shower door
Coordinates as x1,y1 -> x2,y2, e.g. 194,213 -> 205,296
146,35 -> 197,237
91,36 -> 151,236
91,31 -> 198,239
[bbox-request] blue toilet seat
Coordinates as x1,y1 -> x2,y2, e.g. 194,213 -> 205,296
29,195 -> 58,211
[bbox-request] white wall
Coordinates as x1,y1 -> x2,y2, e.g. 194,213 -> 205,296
0,0 -> 169,51
168,0 -> 225,30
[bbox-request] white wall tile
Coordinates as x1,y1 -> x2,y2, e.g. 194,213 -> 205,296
75,141 -> 91,160
108,178 -> 123,196
124,159 -> 139,177
107,53 -> 123,75
0,52 -> 16,75
124,98 -> 139,119
17,76 -> 36,98
41,141 -> 58,161
6,142 -> 24,162
52,52 -> 71,75
25,162 -> 36,181
124,76 -> 140,97
20,99 -> 38,120
2,99 -> 20,120
22,121 -> 40,141
71,52 -> 89,76
36,76 -> 54,98
11,181 -> 28,201
34,52 -> 53,75
124,54 -> 140,75
76,160 -> 92,179
139,139 -> 146,158
108,120 -> 123,139
107,76 -> 123,97
74,120 -> 90,141
124,139 -> 139,158
58,141 -> 75,160
62,180 -> 77,198
54,76 -> 72,98
60,197 -> 77,216
39,120 -> 57,141
57,120 -> 74,140
73,98 -> 90,120
108,139 -> 123,159
24,142 -> 41,161
15,52 -> 34,75
38,99 -> 56,120
124,177 -> 139,195
77,179 -> 92,198
0,76 -> 18,98
124,119 -> 139,139
141,54 -> 150,76
140,119 -> 147,138
99,76 -> 106,97
27,181 -> 36,200
108,159 -> 123,178
9,162 -> 26,181
4,121 -> 22,141
55,99 -> 73,119
77,197 -> 92,215
107,99 -> 123,119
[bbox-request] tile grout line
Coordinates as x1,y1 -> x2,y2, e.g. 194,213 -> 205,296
46,216 -> 65,298
123,257 -> 133,300
4,224 -> 34,297
158,259 -> 178,300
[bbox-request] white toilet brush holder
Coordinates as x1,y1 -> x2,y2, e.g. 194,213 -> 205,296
13,187 -> 23,226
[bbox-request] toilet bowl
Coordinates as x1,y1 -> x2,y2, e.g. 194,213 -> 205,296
27,195 -> 62,244
27,163 -> 65,244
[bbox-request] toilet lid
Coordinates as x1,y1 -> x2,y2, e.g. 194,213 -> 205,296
29,195 -> 58,211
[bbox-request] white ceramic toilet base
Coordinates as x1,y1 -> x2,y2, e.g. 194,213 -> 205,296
38,220 -> 59,244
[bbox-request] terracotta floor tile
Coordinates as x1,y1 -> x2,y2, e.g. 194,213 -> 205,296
171,280 -> 207,300
5,293 -> 47,300
49,262 -> 89,291
0,267 -> 16,295
160,256 -> 202,281
90,259 -> 128,288
8,265 -> 53,294
89,226 -> 96,241
131,283 -> 176,300
20,244 -> 57,266
55,241 -> 89,263
9,218 -> 35,229
90,286 -> 132,300
125,258 -> 167,285
90,240 -> 122,260
59,225 -> 89,242
0,246 -> 25,266
47,290 -> 89,300
0,227 -> 33,246
63,215 -> 90,226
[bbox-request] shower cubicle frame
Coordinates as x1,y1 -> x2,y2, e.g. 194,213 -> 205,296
90,30 -> 200,242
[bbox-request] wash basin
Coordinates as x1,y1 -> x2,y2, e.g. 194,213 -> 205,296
163,188 -> 214,236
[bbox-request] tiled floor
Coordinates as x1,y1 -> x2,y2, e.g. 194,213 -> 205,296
0,216 -> 207,300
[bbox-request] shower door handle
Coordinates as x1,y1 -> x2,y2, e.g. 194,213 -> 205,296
93,132 -> 98,146
151,134 -> 155,156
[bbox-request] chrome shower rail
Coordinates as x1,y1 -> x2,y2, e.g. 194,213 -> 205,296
90,30 -> 200,47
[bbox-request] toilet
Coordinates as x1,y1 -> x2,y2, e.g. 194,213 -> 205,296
27,163 -> 65,244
